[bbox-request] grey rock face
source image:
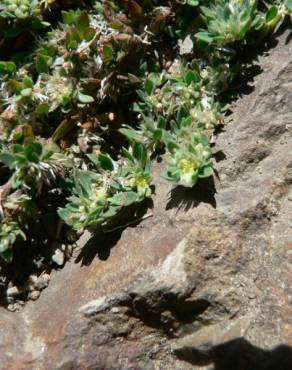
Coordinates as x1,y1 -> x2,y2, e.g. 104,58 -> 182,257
0,31 -> 291,370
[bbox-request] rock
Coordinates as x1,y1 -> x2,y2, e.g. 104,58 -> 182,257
28,274 -> 38,286
0,30 -> 292,370
64,244 -> 73,259
51,248 -> 65,266
28,290 -> 41,301
26,274 -> 38,292
121,213 -> 243,338
7,300 -> 24,312
79,297 -> 109,316
173,315 -> 253,355
35,273 -> 50,291
179,35 -> 194,55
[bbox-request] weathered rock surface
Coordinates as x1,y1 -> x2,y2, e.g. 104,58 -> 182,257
0,32 -> 292,370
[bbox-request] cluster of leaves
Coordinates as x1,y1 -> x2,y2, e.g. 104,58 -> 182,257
58,143 -> 152,231
121,60 -> 223,186
196,0 -> 292,44
0,0 -> 290,263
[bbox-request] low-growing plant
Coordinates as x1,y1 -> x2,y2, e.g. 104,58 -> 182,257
0,0 -> 289,269
163,113 -> 213,187
0,140 -> 67,191
0,221 -> 26,263
0,0 -> 41,19
119,115 -> 167,150
58,143 -> 152,231
196,0 -> 258,45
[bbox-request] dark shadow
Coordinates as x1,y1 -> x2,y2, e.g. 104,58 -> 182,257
75,198 -> 153,265
223,26 -> 292,103
285,29 -> 292,45
166,176 -> 216,212
124,292 -> 211,338
227,63 -> 262,100
74,229 -> 123,266
261,35 -> 279,51
174,338 -> 292,370
235,64 -> 262,96
213,123 -> 226,136
0,208 -> 63,307
214,150 -> 227,163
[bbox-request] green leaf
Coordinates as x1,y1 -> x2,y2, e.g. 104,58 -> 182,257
12,144 -> 23,154
177,106 -> 189,122
13,131 -> 24,142
122,148 -> 135,163
74,169 -> 97,197
76,11 -> 90,37
200,134 -> 210,147
77,92 -> 94,103
143,117 -> 155,132
36,54 -> 51,73
28,141 -> 42,156
286,0 -> 292,12
36,103 -> 49,115
1,249 -> 13,263
84,27 -> 96,42
110,191 -> 139,207
139,61 -> 148,75
98,154 -> 114,171
20,88 -> 32,97
0,153 -> 15,168
198,165 -> 214,178
157,116 -> 166,129
144,79 -> 155,96
132,142 -> 143,162
185,70 -> 200,85
119,128 -> 142,142
25,144 -> 41,163
187,0 -> 199,5
103,45 -> 114,61
166,140 -> 179,153
266,6 -> 278,23
0,61 -> 16,75
153,129 -> 163,141
52,119 -> 75,142
62,9 -> 81,25
87,153 -> 100,167
30,19 -> 51,30
22,77 -> 33,88
65,30 -> 80,49
128,1 -> 143,19
195,32 -> 214,43
108,20 -> 124,30
163,169 -> 180,183
125,191 -> 140,205
102,205 -> 118,219
132,102 -> 144,112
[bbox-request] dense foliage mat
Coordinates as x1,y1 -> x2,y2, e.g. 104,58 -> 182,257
0,0 -> 291,305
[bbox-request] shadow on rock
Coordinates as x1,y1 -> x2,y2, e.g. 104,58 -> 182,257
166,176 -> 217,212
75,229 -> 123,265
225,34 -> 282,101
174,338 -> 292,370
285,29 -> 292,44
75,199 -> 153,265
231,63 -> 262,98
214,150 -> 227,163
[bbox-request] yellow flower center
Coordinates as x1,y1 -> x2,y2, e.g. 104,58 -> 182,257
178,158 -> 197,173
92,186 -> 107,202
134,176 -> 148,190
